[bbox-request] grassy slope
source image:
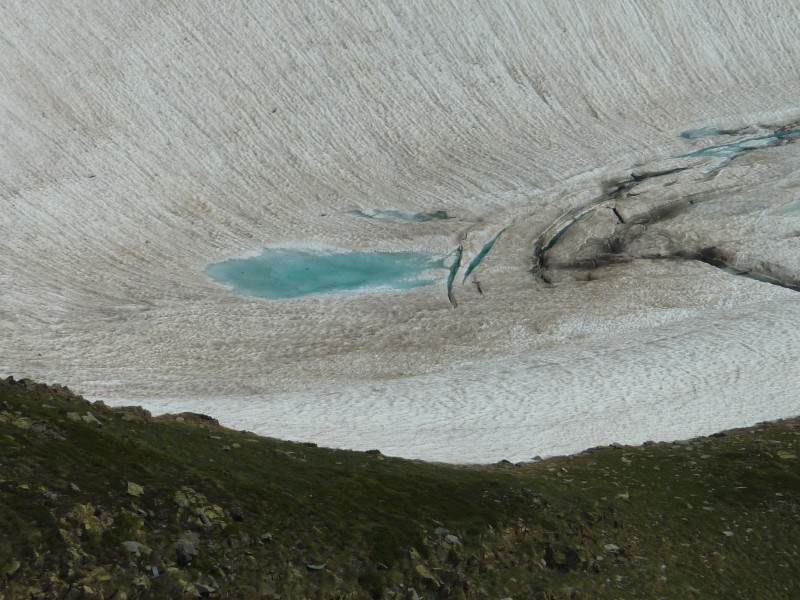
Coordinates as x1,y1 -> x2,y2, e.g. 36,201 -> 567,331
0,377 -> 798,599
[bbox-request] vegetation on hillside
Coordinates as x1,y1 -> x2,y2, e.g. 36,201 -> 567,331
1,377 -> 798,599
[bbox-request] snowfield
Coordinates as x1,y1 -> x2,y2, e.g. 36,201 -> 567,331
2,1 -> 799,462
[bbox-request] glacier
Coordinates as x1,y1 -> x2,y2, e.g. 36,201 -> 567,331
1,1 -> 799,462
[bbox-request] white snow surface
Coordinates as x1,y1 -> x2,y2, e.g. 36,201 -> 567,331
2,1 -> 800,462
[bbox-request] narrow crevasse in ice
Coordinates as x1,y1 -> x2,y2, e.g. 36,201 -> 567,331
529,120 -> 800,291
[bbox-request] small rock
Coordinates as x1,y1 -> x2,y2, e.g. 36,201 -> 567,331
194,583 -> 216,596
722,531 -> 734,537
122,541 -> 152,556
196,508 -> 212,527
4,559 -> 21,578
306,563 -> 326,571
171,579 -> 198,598
221,446 -> 230,452
176,537 -> 198,566
69,483 -> 80,492
67,412 -> 81,422
414,564 -> 441,587
434,527 -> 449,536
603,543 -> 620,552
82,412 -> 102,426
12,417 -> 33,430
445,534 -> 460,544
259,532 -> 273,542
62,586 -> 82,600
127,482 -> 144,497
776,450 -> 796,459
119,406 -> 152,422
122,541 -> 141,554
407,589 -> 421,600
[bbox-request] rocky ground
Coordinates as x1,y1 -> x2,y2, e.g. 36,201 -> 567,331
1,376 -> 798,599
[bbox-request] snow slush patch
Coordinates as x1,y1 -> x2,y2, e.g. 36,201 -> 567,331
205,248 -> 446,299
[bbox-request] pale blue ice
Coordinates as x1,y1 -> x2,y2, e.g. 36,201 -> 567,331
206,248 -> 446,299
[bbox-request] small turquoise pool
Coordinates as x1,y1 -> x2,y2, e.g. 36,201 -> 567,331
206,248 -> 446,299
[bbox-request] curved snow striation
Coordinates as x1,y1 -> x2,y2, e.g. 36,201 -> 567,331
2,1 -> 800,462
